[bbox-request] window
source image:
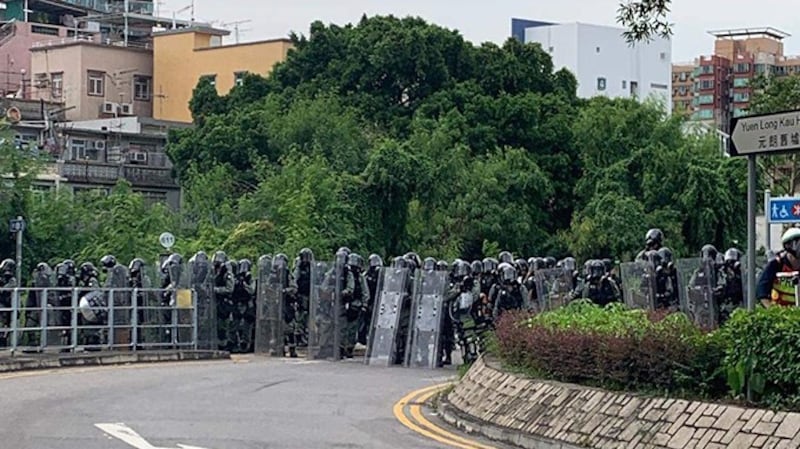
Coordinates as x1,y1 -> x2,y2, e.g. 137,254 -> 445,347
733,108 -> 748,117
70,139 -> 86,160
696,80 -> 713,90
692,109 -> 714,120
200,74 -> 217,87
733,92 -> 750,103
733,77 -> 749,87
630,81 -> 638,97
650,83 -> 668,89
734,63 -> 751,73
50,72 -> 63,99
695,94 -> 714,105
133,75 -> 152,101
659,52 -> 666,60
234,72 -> 246,87
597,77 -> 606,91
87,71 -> 104,96
679,72 -> 688,81
622,80 -> 627,89
548,46 -> 554,53
596,47 -> 600,53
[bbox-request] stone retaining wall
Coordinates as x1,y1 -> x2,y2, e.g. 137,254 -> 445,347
445,356 -> 800,449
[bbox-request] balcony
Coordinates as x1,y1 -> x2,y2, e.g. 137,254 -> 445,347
58,160 -> 177,188
50,0 -> 154,15
31,35 -> 152,50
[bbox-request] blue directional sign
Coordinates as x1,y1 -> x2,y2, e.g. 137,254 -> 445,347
769,197 -> 800,223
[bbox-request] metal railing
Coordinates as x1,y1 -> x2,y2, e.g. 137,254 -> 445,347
0,287 -> 198,354
31,35 -> 152,50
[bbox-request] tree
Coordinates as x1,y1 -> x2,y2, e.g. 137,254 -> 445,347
616,0 -> 673,43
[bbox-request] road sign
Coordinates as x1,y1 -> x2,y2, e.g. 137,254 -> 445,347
729,110 -> 800,156
159,232 -> 175,249
768,197 -> 800,223
8,218 -> 24,233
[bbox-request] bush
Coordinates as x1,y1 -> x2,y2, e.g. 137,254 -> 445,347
494,301 -> 727,399
720,307 -> 800,409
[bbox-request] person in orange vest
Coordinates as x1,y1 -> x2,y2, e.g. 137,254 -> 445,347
757,228 -> 800,308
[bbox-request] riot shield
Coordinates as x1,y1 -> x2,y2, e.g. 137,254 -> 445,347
405,270 -> 448,369
366,267 -> 410,366
307,260 -> 342,360
254,256 -> 272,355
620,261 -> 656,310
676,258 -> 717,329
534,268 -> 574,312
189,254 -> 217,350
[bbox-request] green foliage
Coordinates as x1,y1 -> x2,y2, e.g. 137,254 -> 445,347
617,0 -> 673,43
720,307 -> 800,408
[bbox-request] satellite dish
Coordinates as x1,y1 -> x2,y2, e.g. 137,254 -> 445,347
6,107 -> 21,123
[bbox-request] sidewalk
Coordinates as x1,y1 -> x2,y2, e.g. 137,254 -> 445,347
0,349 -> 230,373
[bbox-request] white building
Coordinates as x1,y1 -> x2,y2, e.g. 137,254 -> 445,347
520,21 -> 672,113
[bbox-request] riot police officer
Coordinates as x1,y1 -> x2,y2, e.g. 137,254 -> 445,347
444,260 -> 476,366
293,248 -> 314,347
498,251 -> 513,265
637,229 -> 664,261
343,253 -> 368,358
128,258 -> 152,346
654,247 -> 679,311
0,259 -> 16,347
159,253 -> 182,345
77,262 -> 101,346
212,251 -> 234,351
54,259 -> 76,346
26,262 -> 53,345
717,248 -> 744,324
231,258 -> 255,353
491,263 -> 529,317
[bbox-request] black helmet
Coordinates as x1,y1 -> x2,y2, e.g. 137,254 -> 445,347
544,257 -> 557,269
499,262 -> 516,283
423,257 -> 436,272
532,257 -> 545,270
589,259 -> 605,280
436,260 -> 449,272
162,253 -> 182,272
128,258 -> 145,275
335,248 -> 348,265
62,259 -> 76,276
562,257 -> 576,272
100,255 -> 117,271
238,259 -> 252,274
368,254 -> 383,269
657,247 -> 673,266
454,260 -> 470,278
404,252 -> 421,270
527,257 -> 537,269
226,260 -> 239,276
514,258 -> 528,274
273,253 -> 289,270
0,259 -> 15,276
79,262 -> 98,279
498,251 -> 513,265
348,253 -> 364,270
299,248 -> 314,263
724,248 -> 742,266
212,251 -> 227,268
189,251 -> 208,264
471,260 -> 483,275
392,256 -> 408,269
36,262 -> 51,275
700,244 -> 718,261
482,257 -> 498,273
602,258 -> 613,273
645,228 -> 664,249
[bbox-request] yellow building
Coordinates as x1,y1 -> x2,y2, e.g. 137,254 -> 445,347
152,26 -> 292,123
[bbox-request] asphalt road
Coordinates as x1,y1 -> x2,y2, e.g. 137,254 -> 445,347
0,356 -> 466,449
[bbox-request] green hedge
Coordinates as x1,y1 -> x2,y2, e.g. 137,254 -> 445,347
494,300 -> 800,410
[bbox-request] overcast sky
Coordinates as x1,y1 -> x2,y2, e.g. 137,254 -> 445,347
157,0 -> 800,62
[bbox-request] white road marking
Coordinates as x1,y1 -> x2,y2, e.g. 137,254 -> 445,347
95,423 -> 213,449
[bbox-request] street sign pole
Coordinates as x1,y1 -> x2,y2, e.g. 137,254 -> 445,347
765,189 -> 771,251
747,157 -> 757,312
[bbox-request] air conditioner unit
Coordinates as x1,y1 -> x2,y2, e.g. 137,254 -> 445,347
129,151 -> 147,163
102,101 -> 117,114
93,140 -> 106,151
120,103 -> 134,115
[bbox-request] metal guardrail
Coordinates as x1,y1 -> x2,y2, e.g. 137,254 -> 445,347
0,287 -> 198,354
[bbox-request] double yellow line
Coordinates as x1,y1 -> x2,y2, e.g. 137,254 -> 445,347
393,383 -> 498,449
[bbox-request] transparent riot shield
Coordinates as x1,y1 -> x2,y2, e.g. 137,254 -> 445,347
254,256 -> 272,355
189,254 -> 217,350
620,261 -> 656,311
261,260 -> 287,356
366,267 -> 410,366
534,268 -> 574,312
405,270 -> 448,369
676,258 -> 718,329
308,260 -> 342,360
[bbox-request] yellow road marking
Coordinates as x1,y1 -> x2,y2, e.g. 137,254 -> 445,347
393,383 -> 498,449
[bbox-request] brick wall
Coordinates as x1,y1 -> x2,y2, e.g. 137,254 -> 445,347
446,357 -> 800,449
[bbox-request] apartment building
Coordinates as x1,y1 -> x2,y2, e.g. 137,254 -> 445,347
514,18 -> 673,113
672,28 -> 800,132
152,26 -> 292,123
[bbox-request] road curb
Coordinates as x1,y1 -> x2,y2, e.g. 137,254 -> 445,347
0,350 -> 230,373
437,399 -> 582,449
